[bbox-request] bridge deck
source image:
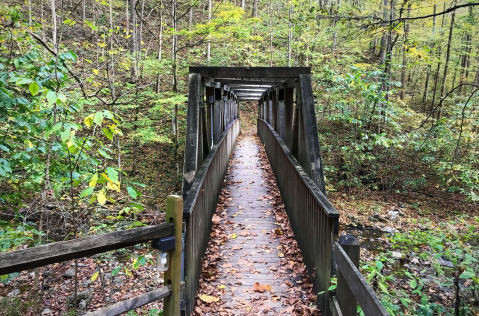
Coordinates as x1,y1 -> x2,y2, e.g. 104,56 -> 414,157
195,134 -> 319,316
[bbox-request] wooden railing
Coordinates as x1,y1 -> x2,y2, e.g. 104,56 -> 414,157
182,118 -> 241,315
0,195 -> 183,316
258,118 -> 339,315
332,236 -> 389,316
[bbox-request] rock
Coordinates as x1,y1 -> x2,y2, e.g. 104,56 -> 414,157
7,289 -> 20,297
368,216 -> 377,222
79,299 -> 88,309
81,279 -> 91,288
438,257 -> 455,268
388,211 -> 399,222
41,309 -> 51,315
373,213 -> 381,219
383,227 -> 394,234
63,268 -> 75,278
398,202 -> 406,208
391,251 -> 403,259
68,291 -> 92,308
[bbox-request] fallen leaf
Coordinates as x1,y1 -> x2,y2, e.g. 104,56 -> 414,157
199,294 -> 220,303
253,282 -> 271,293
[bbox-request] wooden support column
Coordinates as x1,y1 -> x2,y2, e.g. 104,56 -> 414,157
284,87 -> 294,151
213,86 -> 222,143
163,195 -> 183,316
299,74 -> 326,194
182,73 -> 202,200
270,90 -> 277,131
198,83 -> 209,165
205,87 -> 214,149
268,92 -> 273,125
336,235 -> 360,316
276,88 -> 286,140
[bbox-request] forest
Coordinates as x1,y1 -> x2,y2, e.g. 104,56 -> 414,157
0,0 -> 478,314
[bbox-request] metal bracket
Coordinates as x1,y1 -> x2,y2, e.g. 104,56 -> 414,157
151,236 -> 176,251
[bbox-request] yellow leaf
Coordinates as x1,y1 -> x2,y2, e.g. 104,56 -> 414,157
89,173 -> 98,187
124,266 -> 132,277
277,252 -> 284,258
217,285 -> 226,289
91,271 -> 99,282
199,295 -> 220,303
107,181 -> 120,192
92,68 -> 99,75
97,190 -> 106,205
230,233 -> 237,239
84,115 -> 94,127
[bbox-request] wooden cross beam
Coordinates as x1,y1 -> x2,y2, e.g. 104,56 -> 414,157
190,67 -> 310,78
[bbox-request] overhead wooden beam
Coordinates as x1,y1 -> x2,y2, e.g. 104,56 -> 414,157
0,224 -> 174,275
190,67 -> 310,78
231,89 -> 268,93
227,84 -> 275,88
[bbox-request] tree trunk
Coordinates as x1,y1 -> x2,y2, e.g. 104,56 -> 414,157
399,4 -> 410,100
129,0 -> 137,81
125,0 -> 129,34
50,0 -> 57,52
241,0 -> 245,10
459,7 -> 473,94
288,6 -> 293,67
156,0 -> 163,93
252,0 -> 258,17
378,0 -> 388,65
207,0 -> 211,65
437,8 -> 456,121
431,5 -> 446,112
172,0 -> 177,92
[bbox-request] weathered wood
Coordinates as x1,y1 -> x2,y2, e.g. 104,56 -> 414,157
258,119 -> 339,316
0,224 -> 174,275
190,67 -> 310,78
183,119 -> 241,315
336,235 -> 360,316
334,242 -> 389,316
227,84 -> 277,88
299,74 -> 327,194
213,88 -> 222,143
85,286 -> 172,316
182,73 -> 202,200
331,296 -> 344,316
163,195 -> 183,316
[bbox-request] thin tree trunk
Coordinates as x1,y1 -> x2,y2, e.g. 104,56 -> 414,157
156,1 -> 163,93
50,0 -> 57,52
437,8 -> 456,121
400,4 -> 410,100
431,5 -> 446,111
125,0 -> 129,34
459,7 -> 473,94
378,0 -> 388,65
207,0 -> 211,65
288,6 -> 292,67
241,0 -> 245,10
129,0 -> 137,81
252,0 -> 258,17
172,0 -> 177,92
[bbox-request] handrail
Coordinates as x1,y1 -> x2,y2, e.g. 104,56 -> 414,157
0,223 -> 174,275
0,195 -> 184,316
183,118 -> 240,218
258,118 -> 339,220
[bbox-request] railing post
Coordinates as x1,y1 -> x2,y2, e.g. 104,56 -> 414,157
163,195 -> 183,316
336,235 -> 360,316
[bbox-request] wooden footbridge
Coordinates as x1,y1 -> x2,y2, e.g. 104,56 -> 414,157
0,67 -> 388,316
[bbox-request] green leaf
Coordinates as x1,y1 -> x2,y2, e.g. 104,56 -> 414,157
127,186 -> 138,199
459,271 -> 475,279
46,91 -> 57,105
111,267 -> 121,276
400,298 -> 409,308
60,127 -> 71,143
79,187 -> 94,198
410,279 -> 417,289
378,282 -> 389,294
94,111 -> 104,126
98,149 -> 112,159
103,127 -> 113,140
45,122 -> 62,139
91,271 -> 99,282
375,260 -> 383,270
57,93 -> 67,103
0,145 -> 9,152
130,201 -> 144,211
107,167 -> 118,183
29,82 -> 40,96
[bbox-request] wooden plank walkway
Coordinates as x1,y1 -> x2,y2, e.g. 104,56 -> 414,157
194,134 -> 320,316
